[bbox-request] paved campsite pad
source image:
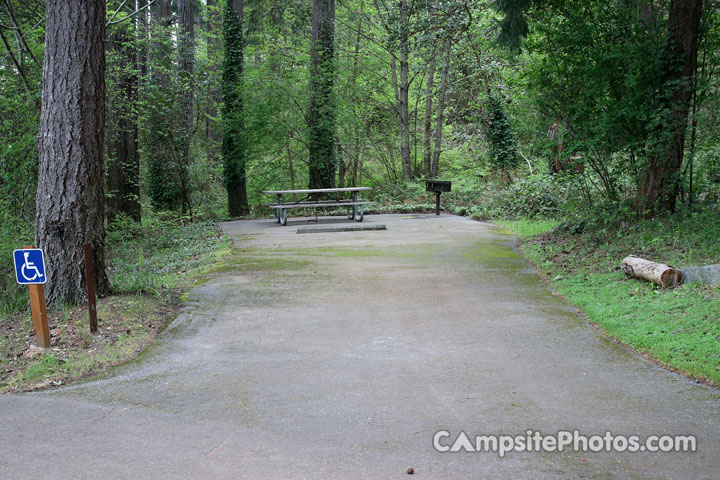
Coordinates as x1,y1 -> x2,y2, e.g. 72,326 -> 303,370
1,214 -> 719,479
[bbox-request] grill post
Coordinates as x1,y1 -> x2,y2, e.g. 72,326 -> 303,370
425,180 -> 452,216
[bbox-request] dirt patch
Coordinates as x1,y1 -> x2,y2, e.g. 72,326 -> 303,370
1,291 -> 184,393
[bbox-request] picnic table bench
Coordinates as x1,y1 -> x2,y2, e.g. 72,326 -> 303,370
264,187 -> 374,226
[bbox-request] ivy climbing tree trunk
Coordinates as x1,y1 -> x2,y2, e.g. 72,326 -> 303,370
635,0 -> 703,216
107,18 -> 141,223
222,0 -> 249,216
308,0 -> 337,190
36,0 -> 110,308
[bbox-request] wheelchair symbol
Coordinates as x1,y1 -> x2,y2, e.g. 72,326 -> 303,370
13,248 -> 46,285
21,251 -> 44,282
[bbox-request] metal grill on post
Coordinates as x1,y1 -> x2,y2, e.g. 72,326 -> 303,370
425,180 -> 451,216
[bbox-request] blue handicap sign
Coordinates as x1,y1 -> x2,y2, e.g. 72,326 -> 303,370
13,249 -> 47,285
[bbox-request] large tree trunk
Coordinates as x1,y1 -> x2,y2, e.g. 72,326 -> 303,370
308,0 -> 337,190
635,0 -> 703,216
36,0 -> 110,308
431,38 -> 451,178
107,18 -> 141,223
222,0 -> 249,216
178,0 -> 195,217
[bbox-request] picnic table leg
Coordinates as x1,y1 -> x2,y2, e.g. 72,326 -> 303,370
347,206 -> 354,220
275,194 -> 282,223
279,208 -> 287,226
352,191 -> 359,220
351,191 -> 364,221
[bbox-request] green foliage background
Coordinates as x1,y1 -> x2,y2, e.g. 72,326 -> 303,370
1,0 -> 719,313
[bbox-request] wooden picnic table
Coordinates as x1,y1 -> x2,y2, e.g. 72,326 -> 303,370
263,187 -> 374,226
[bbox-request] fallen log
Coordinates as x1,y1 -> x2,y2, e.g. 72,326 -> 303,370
620,255 -> 684,289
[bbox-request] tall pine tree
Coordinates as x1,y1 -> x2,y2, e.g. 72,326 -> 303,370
222,0 -> 249,216
308,0 -> 337,190
36,0 -> 110,307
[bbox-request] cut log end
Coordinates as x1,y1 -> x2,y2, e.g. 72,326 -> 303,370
621,255 -> 684,289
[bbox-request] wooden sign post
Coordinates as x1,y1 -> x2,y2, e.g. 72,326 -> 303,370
21,246 -> 50,348
28,282 -> 51,348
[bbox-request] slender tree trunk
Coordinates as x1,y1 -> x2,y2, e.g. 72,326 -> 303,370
340,0 -> 364,189
352,134 -> 361,187
287,141 -> 296,191
338,156 -> 346,188
222,0 -> 249,216
390,55 -> 403,167
151,0 -> 172,75
206,0 -> 222,166
686,97 -> 698,205
136,0 -> 148,85
635,0 -> 703,216
107,19 -> 141,223
399,1 -> 411,180
308,0 -> 337,190
431,38 -> 451,178
384,0 -> 412,180
3,0 -> 40,69
423,54 -> 436,178
0,24 -> 30,91
178,0 -> 195,217
147,0 -> 181,210
36,0 -> 110,308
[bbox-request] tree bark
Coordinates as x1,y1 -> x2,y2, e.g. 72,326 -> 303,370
635,0 -> 703,216
222,0 -> 249,216
107,17 -> 141,223
308,0 -> 337,190
36,0 -> 110,308
431,38 -> 451,178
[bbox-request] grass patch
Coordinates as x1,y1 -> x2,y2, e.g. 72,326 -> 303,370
494,219 -> 560,239
0,219 -> 229,392
501,209 -> 720,385
106,218 -> 229,294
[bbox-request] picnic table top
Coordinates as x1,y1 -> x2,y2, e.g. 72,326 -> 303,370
263,187 -> 372,195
